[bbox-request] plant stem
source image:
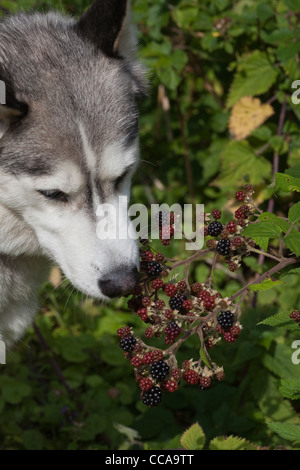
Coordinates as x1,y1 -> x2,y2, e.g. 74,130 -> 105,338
230,256 -> 299,302
170,248 -> 211,270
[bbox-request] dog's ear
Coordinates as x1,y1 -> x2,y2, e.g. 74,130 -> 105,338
76,0 -> 137,58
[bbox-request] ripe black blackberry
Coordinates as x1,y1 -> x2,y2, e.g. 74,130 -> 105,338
119,335 -> 136,352
217,311 -> 235,330
216,239 -> 231,256
142,386 -> 163,406
146,261 -> 162,277
169,294 -> 187,311
150,360 -> 170,381
207,221 -> 223,237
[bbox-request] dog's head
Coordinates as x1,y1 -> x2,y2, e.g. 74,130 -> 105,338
0,0 -> 147,299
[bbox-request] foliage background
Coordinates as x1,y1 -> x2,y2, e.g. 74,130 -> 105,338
0,0 -> 300,450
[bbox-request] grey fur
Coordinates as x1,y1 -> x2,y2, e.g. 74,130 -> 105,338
0,1 -> 147,347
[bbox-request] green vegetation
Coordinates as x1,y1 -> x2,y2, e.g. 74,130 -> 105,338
0,0 -> 299,450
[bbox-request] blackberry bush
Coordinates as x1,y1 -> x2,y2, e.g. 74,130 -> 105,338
117,186 -> 300,407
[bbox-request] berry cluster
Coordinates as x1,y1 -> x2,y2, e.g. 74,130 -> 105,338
119,252 -> 243,406
202,185 -> 256,272
116,191 -> 260,406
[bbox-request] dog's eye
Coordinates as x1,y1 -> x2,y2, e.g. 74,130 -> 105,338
115,171 -> 129,190
38,190 -> 69,203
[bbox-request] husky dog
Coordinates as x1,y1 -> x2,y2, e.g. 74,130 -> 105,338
0,0 -> 147,347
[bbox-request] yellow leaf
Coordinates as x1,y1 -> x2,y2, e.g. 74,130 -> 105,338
229,96 -> 274,141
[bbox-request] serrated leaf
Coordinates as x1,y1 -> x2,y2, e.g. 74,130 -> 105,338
229,96 -> 274,140
249,278 -> 284,291
227,51 -> 278,107
288,202 -> 300,224
216,140 -> 271,187
251,236 -> 269,252
284,231 -> 300,256
180,422 -> 205,450
275,172 -> 300,192
209,435 -> 257,450
258,213 -> 291,233
268,422 -> 300,443
258,311 -> 296,328
242,221 -> 282,238
279,379 -> 300,400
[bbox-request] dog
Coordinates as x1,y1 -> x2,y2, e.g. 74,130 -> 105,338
0,0 -> 147,347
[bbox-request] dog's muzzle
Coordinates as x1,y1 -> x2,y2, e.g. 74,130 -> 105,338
98,266 -> 140,298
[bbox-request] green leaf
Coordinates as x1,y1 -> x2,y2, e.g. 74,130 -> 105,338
288,202 -> 300,224
227,51 -> 278,107
284,0 -> 300,12
256,3 -> 274,23
249,278 -> 284,291
180,422 -> 205,450
199,346 -> 211,368
258,311 -> 297,329
209,435 -> 257,450
275,172 -> 300,192
284,231 -> 300,256
252,236 -> 269,252
217,141 -> 271,187
279,379 -> 300,400
268,422 -> 300,443
258,213 -> 291,233
242,221 -> 282,238
0,377 -> 31,404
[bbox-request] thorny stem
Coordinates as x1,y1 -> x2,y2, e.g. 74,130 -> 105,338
170,248 -> 211,270
162,256 -> 299,358
230,256 -> 299,303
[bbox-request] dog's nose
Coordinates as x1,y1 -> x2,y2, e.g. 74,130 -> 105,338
98,266 -> 140,298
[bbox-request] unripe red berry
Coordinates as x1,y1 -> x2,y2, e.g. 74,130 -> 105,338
164,379 -> 178,392
117,326 -> 131,338
235,191 -> 246,202
177,280 -> 187,292
131,355 -> 144,367
182,299 -> 193,310
142,296 -> 151,307
141,250 -> 153,261
223,331 -> 237,343
155,299 -> 165,310
199,376 -> 212,389
145,327 -> 155,338
139,377 -> 153,391
226,221 -> 237,234
164,283 -> 177,297
183,370 -> 200,385
152,278 -> 164,290
211,209 -> 222,220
